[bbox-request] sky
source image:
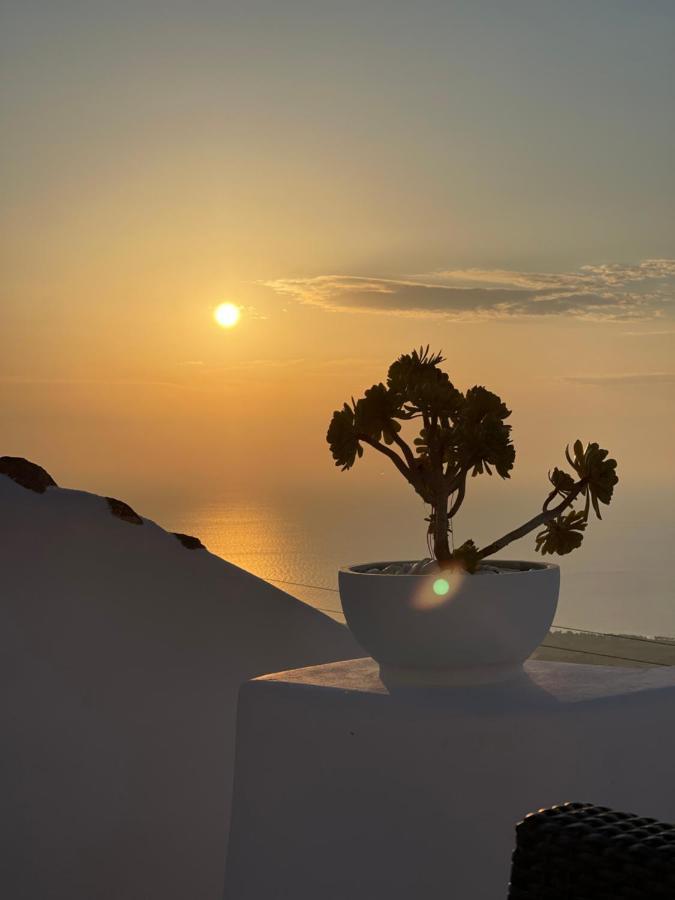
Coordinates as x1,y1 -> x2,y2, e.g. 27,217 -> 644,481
2,0 -> 674,506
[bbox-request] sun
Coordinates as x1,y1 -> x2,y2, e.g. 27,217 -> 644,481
214,302 -> 241,328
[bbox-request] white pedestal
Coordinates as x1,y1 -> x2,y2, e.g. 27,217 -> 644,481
224,659 -> 675,900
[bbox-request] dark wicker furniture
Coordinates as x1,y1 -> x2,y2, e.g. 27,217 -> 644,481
508,802 -> 675,899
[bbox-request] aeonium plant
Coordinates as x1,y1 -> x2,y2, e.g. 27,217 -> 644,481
327,347 -> 618,573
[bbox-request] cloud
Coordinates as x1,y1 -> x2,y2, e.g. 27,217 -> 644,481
561,372 -> 675,385
0,375 -> 202,391
621,330 -> 675,337
241,305 -> 268,321
265,258 -> 675,322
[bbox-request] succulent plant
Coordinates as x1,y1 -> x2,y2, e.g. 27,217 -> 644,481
327,347 -> 618,571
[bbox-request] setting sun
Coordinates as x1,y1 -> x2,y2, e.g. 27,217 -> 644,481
214,303 -> 241,328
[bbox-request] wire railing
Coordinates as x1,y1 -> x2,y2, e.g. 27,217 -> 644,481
537,642 -> 670,667
265,576 -> 675,667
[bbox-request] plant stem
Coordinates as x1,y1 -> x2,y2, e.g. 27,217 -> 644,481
476,483 -> 584,560
358,435 -> 415,486
447,472 -> 466,518
432,498 -> 452,561
391,433 -> 417,470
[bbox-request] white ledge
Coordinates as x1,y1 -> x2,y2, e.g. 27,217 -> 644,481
254,656 -> 675,703
225,659 -> 675,900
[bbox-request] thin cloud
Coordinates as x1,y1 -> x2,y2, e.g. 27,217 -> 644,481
241,305 -> 268,321
181,356 -> 378,375
0,375 -> 202,391
265,258 -> 675,322
561,373 -> 675,386
621,330 -> 675,337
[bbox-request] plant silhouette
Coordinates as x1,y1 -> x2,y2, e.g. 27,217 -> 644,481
327,347 -> 618,571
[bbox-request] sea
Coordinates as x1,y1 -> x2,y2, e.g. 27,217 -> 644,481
140,478 -> 675,641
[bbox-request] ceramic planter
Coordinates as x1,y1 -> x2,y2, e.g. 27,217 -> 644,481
338,560 -> 559,685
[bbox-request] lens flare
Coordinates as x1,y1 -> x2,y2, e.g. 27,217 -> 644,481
412,568 -> 466,610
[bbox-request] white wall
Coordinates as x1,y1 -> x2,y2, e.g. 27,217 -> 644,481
0,475 -> 359,899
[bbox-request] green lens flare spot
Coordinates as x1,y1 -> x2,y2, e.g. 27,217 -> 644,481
433,577 -> 450,596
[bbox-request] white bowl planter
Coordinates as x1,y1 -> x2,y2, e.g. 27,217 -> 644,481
338,560 -> 559,685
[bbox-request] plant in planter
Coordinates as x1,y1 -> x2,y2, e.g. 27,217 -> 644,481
327,347 -> 619,683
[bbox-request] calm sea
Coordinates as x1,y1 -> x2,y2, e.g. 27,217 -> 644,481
140,481 -> 675,640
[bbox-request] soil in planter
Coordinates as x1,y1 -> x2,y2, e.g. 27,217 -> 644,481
363,560 -> 539,575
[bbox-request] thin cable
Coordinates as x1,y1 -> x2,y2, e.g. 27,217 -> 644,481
267,577 -> 337,593
552,625 -> 675,648
266,577 -> 675,659
540,643 -> 670,667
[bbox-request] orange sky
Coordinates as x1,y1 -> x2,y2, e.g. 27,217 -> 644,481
2,2 -> 674,503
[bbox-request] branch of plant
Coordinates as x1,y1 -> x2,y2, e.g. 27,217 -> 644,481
543,488 -> 559,511
358,434 -> 416,486
390,432 -> 417,471
447,473 -> 467,518
476,481 -> 586,561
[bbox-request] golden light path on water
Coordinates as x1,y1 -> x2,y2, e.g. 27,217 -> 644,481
148,489 -> 675,638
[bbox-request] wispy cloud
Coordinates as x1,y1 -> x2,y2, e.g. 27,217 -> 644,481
621,330 -> 675,337
265,258 -> 675,322
0,375 -> 202,391
561,372 -> 675,386
177,356 -> 379,376
241,305 -> 268,321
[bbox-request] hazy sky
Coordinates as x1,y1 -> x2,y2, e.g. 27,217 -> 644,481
2,1 -> 674,500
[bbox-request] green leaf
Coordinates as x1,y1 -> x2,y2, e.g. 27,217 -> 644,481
326,404 -> 362,470
535,509 -> 588,556
353,383 -> 403,445
455,387 -> 515,479
548,467 -> 575,495
387,347 -> 463,419
564,440 -> 619,518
